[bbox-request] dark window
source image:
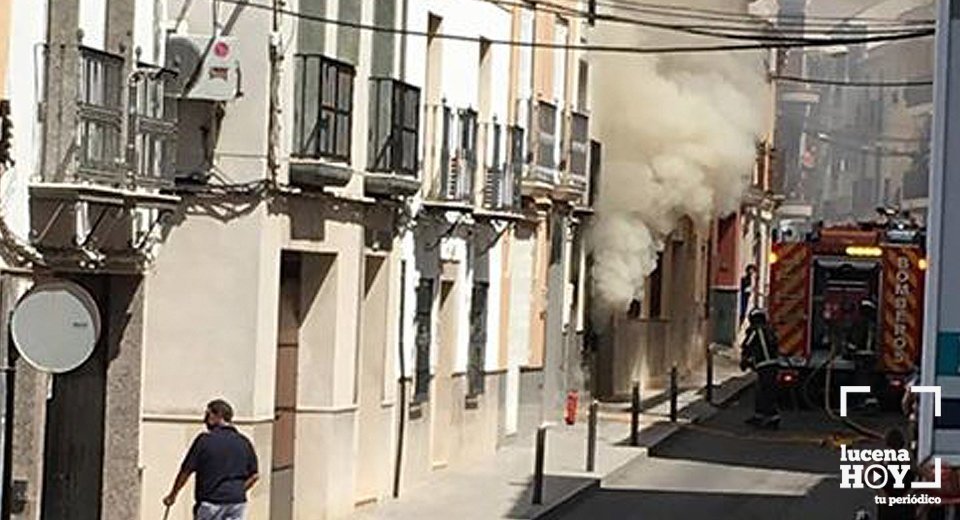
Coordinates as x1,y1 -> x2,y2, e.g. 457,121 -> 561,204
535,100 -> 557,169
588,140 -> 601,207
368,78 -> 420,175
648,252 -> 664,319
467,281 -> 489,396
550,214 -> 564,266
568,111 -> 589,178
414,278 -> 434,403
508,125 -> 525,208
577,59 -> 589,111
293,54 -> 355,162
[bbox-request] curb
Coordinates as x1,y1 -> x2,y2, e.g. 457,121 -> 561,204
530,478 -> 601,519
646,374 -> 755,456
531,373 -> 757,518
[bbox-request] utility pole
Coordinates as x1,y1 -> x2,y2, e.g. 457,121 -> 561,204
919,0 -> 960,470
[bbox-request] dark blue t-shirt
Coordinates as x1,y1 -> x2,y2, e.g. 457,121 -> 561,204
181,425 -> 259,504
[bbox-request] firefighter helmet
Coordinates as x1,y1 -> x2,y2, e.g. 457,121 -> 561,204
748,308 -> 768,325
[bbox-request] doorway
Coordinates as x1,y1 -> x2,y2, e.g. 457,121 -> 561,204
430,279 -> 457,469
355,256 -> 389,505
271,254 -> 301,520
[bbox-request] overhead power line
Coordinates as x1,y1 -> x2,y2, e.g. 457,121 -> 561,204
490,0 -> 931,37
595,0 -> 934,26
500,0 -> 930,41
773,75 -> 933,87
218,0 -> 934,55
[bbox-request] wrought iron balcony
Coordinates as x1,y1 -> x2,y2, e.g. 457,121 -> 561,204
425,103 -> 476,207
365,77 -> 421,198
480,121 -> 522,212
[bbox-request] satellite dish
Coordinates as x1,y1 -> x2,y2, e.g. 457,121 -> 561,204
11,281 -> 101,374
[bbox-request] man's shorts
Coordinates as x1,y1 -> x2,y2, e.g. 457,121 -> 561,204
194,501 -> 246,520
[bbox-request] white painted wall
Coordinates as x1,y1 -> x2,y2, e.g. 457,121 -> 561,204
2,0 -> 46,240
405,0 -> 512,117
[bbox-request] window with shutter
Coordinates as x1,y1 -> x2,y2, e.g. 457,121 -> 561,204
568,112 -> 589,180
414,278 -> 435,402
467,282 -> 489,396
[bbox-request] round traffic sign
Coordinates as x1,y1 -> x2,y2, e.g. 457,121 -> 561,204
11,281 -> 101,373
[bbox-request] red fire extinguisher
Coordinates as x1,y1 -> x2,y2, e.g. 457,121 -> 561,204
565,390 -> 579,425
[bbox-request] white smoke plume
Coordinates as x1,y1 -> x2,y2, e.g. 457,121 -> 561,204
588,1 -> 770,310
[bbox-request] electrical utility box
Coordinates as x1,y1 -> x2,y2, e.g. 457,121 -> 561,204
165,35 -> 242,101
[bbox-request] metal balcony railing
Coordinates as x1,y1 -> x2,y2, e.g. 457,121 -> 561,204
481,120 -> 522,211
368,77 -> 420,176
427,103 -> 476,203
293,54 -> 356,163
78,46 -> 124,183
129,66 -> 177,187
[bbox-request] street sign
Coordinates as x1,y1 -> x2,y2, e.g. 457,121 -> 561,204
921,0 -> 960,465
10,281 -> 101,374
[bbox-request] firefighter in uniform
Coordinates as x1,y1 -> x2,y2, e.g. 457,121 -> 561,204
740,309 -> 781,428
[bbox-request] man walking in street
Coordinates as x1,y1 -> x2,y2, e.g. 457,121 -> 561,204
163,399 -> 260,520
740,308 -> 781,429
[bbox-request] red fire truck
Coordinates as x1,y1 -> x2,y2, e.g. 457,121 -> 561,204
767,215 -> 926,400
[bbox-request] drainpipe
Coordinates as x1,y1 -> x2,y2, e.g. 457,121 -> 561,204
392,262 -> 407,499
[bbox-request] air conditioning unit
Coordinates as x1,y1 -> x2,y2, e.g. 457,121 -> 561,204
165,35 -> 241,101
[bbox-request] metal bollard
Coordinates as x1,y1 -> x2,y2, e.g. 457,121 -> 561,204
630,381 -> 640,447
586,400 -> 598,472
532,426 -> 547,505
670,365 -> 679,423
706,346 -> 714,405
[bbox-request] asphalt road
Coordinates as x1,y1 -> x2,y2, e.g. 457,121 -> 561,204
550,385 -> 909,520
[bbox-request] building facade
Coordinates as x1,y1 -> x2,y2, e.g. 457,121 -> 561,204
784,0 -> 933,223
0,0 -> 598,519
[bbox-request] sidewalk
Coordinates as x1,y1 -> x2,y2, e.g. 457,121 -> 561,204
350,350 -> 754,520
